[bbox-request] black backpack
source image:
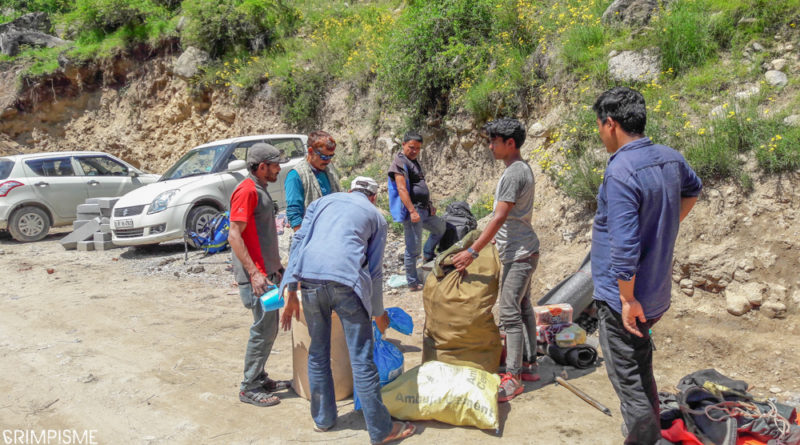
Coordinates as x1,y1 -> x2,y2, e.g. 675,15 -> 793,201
437,201 -> 478,252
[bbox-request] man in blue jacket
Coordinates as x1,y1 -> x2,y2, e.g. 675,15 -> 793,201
279,177 -> 416,444
591,87 -> 702,444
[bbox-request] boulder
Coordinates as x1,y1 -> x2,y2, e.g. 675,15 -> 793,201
771,58 -> 787,71
608,48 -> 660,83
528,122 -> 548,138
761,301 -> 787,319
602,0 -> 661,27
0,29 -> 68,57
765,70 -> 788,87
783,115 -> 800,127
734,85 -> 760,101
725,291 -> 752,316
0,12 -> 51,34
173,46 -> 210,79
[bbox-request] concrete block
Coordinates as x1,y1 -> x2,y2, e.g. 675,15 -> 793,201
94,231 -> 111,242
99,223 -> 111,233
93,231 -> 112,242
94,240 -> 116,251
73,219 -> 92,231
60,218 -> 101,250
77,240 -> 95,251
77,212 -> 100,221
77,203 -> 101,215
86,197 -> 119,210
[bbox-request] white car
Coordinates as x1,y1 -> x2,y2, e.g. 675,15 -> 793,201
110,134 -> 307,247
0,151 -> 159,241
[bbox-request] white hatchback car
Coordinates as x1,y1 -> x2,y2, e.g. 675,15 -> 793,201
0,151 -> 159,241
110,134 -> 307,247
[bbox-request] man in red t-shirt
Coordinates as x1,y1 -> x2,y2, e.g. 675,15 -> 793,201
228,143 -> 290,407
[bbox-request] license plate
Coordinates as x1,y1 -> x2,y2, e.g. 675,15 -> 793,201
115,218 -> 134,229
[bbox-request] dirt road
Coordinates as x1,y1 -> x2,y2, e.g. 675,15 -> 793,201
1,231 -> 797,444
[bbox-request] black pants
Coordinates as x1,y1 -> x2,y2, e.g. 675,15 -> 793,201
597,301 -> 662,445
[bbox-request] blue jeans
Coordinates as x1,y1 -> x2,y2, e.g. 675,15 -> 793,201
402,206 -> 446,286
300,280 -> 393,443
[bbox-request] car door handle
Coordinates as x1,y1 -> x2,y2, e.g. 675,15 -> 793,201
87,180 -> 99,186
35,181 -> 49,187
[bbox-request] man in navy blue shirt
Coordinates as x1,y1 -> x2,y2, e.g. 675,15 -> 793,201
591,87 -> 702,444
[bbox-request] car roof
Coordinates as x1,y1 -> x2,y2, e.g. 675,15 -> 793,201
0,151 -> 115,161
192,134 -> 308,150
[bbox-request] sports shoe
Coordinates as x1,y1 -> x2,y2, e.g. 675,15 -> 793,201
497,373 -> 523,402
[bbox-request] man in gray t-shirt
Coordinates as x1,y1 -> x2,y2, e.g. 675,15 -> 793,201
452,118 -> 540,403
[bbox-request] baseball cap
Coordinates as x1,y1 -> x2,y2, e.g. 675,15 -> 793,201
247,142 -> 288,165
350,176 -> 379,195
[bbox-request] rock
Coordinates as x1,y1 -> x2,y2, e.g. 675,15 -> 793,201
0,12 -> 51,33
214,109 -> 235,124
771,58 -> 787,71
783,115 -> 800,127
765,70 -> 788,87
769,386 -> 782,394
608,48 -> 660,83
738,17 -> 757,26
726,292 -> 751,316
528,122 -> 548,138
46,268 -> 54,274
173,46 -> 210,79
176,16 -> 187,32
761,302 -> 787,319
679,278 -> 693,288
681,287 -> 694,297
751,42 -> 766,52
0,29 -> 68,57
602,0 -> 660,27
375,137 -> 397,153
734,85 -> 760,101
187,265 -> 205,274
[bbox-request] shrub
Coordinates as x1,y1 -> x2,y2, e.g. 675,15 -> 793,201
181,0 -> 299,57
655,0 -> 718,74
66,0 -> 168,34
470,193 -> 494,220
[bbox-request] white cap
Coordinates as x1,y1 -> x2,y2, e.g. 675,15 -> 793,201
350,176 -> 379,195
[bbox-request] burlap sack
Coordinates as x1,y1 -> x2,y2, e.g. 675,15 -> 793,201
422,230 -> 502,373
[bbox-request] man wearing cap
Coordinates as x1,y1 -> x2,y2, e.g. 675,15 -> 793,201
278,177 -> 416,444
284,130 -> 342,231
228,143 -> 291,407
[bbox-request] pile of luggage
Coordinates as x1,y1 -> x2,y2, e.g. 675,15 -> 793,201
533,303 -> 598,369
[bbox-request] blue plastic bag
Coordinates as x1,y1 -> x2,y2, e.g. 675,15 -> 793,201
354,323 -> 405,410
386,307 -> 413,335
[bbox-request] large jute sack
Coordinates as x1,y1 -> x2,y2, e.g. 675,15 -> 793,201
422,230 -> 502,373
291,295 -> 354,400
381,361 -> 501,430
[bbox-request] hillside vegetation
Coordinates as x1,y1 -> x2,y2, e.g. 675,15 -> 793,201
2,0 -> 800,204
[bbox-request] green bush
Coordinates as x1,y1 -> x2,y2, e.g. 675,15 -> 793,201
66,0 -> 168,34
470,193 -> 494,220
377,0 -> 495,123
2,0 -> 72,13
181,0 -> 299,57
655,0 -> 718,74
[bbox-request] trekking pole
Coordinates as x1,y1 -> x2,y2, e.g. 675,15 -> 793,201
555,376 -> 612,417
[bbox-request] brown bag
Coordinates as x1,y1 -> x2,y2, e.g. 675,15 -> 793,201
422,230 -> 502,373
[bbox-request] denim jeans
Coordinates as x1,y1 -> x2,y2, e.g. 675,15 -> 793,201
402,206 -> 446,286
300,280 -> 393,443
499,253 -> 539,376
239,281 -> 280,391
597,301 -> 662,445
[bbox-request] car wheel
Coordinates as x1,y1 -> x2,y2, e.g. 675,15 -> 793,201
185,205 -> 218,248
9,206 -> 50,242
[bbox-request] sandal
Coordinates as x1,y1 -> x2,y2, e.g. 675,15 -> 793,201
239,389 -> 280,407
373,421 -> 415,444
314,423 -> 334,433
262,377 -> 291,392
408,283 -> 423,292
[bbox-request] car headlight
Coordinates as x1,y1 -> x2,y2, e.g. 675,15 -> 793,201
147,189 -> 179,214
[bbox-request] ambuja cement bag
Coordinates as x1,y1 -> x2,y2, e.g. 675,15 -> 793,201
381,361 -> 501,430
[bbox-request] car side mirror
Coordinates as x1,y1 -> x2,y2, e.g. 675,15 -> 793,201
227,159 -> 246,171
128,169 -> 139,178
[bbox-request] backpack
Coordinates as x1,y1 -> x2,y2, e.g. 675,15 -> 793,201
437,201 -> 478,252
387,165 -> 410,222
188,211 -> 230,254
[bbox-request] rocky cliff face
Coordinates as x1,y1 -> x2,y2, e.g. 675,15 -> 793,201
1,51 -> 798,321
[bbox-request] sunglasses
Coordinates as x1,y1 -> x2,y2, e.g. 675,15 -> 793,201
313,147 -> 335,161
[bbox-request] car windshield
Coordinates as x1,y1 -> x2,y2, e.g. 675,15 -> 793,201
0,159 -> 13,180
160,144 -> 230,181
